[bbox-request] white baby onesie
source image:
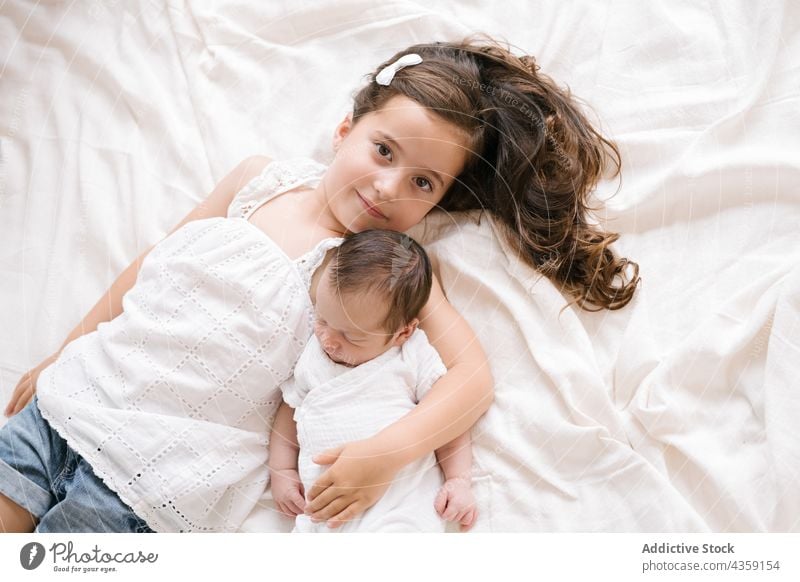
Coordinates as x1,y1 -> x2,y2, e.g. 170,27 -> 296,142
281,329 -> 447,532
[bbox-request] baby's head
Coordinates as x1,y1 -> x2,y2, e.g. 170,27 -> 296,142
314,230 -> 432,367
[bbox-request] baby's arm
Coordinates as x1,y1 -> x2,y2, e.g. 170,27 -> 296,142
306,275 -> 493,527
267,400 -> 306,517
434,431 -> 478,532
5,156 -> 272,416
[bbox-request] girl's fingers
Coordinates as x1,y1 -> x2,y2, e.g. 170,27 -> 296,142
311,444 -> 344,466
311,495 -> 351,523
325,501 -> 359,529
8,385 -> 32,417
306,477 -> 346,513
307,472 -> 334,504
15,387 -> 33,415
5,379 -> 27,416
306,490 -> 344,517
443,506 -> 458,521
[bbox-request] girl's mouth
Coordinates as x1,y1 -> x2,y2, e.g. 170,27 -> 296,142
357,192 -> 388,220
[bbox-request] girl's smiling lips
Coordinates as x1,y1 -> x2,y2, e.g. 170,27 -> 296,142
357,192 -> 388,220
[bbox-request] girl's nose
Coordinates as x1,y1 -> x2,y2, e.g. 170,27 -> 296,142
373,168 -> 402,201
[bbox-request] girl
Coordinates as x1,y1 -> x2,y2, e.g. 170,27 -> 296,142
1,36 -> 639,532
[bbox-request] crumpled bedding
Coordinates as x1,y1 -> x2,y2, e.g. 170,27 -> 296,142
1,0 -> 797,532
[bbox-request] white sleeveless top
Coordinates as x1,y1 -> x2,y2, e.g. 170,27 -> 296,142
37,158 -> 343,532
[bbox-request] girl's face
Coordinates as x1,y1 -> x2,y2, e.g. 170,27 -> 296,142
319,95 -> 469,234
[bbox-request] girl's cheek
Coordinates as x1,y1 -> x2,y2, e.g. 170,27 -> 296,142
390,204 -> 420,231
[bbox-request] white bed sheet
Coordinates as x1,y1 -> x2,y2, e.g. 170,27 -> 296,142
1,0 -> 798,532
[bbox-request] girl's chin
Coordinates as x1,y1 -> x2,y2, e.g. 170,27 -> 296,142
343,217 -> 373,234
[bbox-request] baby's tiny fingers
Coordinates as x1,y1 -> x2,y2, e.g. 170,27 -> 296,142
442,506 -> 458,521
434,489 -> 447,514
462,509 -> 477,528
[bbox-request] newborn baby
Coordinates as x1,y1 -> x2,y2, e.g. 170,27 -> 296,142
268,229 -> 477,532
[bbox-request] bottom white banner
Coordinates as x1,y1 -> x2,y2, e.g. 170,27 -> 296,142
1,533 -> 797,581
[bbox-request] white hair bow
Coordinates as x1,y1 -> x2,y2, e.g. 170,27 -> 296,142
375,53 -> 423,86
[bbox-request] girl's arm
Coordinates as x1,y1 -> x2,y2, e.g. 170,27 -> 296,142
5,156 -> 272,416
305,276 -> 493,527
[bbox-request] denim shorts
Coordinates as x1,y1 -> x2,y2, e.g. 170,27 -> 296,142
0,397 -> 154,533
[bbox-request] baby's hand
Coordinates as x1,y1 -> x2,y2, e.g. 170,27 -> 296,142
270,468 -> 306,517
434,477 -> 477,532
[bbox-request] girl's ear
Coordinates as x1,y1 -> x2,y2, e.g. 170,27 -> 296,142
332,113 -> 354,152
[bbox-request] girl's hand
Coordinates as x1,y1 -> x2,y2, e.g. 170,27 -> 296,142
270,468 -> 306,517
305,439 -> 402,528
434,477 -> 477,532
4,352 -> 59,417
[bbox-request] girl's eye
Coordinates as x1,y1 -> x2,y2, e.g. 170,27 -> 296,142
414,177 -> 433,192
375,142 -> 392,161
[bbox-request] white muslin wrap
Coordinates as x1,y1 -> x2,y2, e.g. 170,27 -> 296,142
282,329 -> 447,532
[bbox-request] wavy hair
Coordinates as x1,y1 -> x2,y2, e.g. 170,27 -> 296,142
351,36 -> 640,311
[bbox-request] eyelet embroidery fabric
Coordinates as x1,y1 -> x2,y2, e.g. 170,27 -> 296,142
227,157 -> 328,222
36,158 -> 342,532
227,157 -> 343,288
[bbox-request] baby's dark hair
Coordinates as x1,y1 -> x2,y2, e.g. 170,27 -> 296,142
352,35 -> 641,312
328,230 -> 432,333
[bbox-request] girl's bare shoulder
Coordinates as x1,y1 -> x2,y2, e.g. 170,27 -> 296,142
233,155 -> 273,185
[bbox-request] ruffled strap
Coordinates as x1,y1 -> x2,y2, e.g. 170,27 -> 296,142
227,158 -> 328,221
294,236 -> 344,291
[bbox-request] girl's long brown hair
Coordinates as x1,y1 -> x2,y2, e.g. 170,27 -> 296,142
352,36 -> 640,311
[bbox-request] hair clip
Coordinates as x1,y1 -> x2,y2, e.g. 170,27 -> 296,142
375,53 -> 423,86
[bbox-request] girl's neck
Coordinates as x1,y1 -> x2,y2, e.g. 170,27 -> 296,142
309,183 -> 349,237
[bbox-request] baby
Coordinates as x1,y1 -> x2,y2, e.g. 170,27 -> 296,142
269,230 -> 477,532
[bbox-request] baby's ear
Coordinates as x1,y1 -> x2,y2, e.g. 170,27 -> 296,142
332,112 -> 353,151
392,318 -> 419,347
